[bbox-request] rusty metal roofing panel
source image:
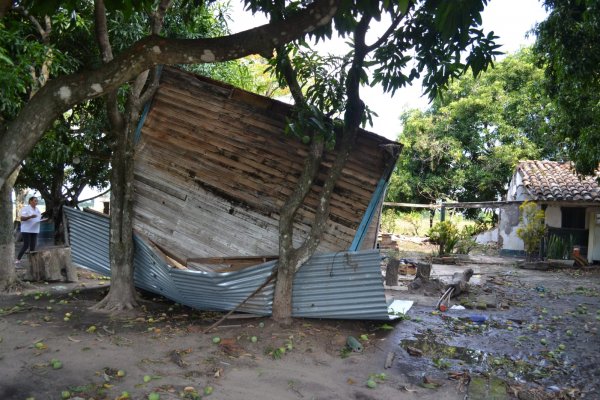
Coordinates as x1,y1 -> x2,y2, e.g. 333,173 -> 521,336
64,207 -> 393,320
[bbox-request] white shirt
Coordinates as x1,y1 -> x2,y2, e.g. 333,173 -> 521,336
20,205 -> 42,233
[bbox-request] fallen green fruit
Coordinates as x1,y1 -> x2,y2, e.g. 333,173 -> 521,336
34,342 -> 45,350
558,344 -> 566,351
148,393 -> 160,400
212,337 -> 221,344
61,390 -> 71,399
540,338 -> 547,345
251,336 -> 258,343
366,379 -> 377,388
117,369 -> 126,377
52,361 -> 63,369
204,386 -> 214,395
144,375 -> 152,383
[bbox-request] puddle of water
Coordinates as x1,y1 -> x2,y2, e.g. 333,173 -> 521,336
400,333 -> 561,382
401,334 -> 487,365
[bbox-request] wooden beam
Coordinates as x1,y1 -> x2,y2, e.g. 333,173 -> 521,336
383,200 -> 525,209
383,202 -> 438,209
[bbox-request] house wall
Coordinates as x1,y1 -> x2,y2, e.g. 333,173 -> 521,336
499,203 -> 524,253
545,206 -> 561,228
476,227 -> 498,244
499,171 -> 528,254
588,208 -> 600,262
132,68 -> 398,260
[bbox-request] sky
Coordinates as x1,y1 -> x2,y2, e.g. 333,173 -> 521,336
230,0 -> 548,141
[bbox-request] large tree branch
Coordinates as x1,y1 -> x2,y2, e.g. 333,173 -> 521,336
0,0 -> 340,187
0,0 -> 10,18
152,0 -> 173,35
276,48 -> 325,260
293,14 -> 370,268
13,6 -> 50,42
94,0 -> 123,130
366,12 -> 404,53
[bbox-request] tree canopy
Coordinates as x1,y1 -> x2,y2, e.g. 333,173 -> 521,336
388,48 -> 563,205
3,0 -> 276,218
533,0 -> 600,176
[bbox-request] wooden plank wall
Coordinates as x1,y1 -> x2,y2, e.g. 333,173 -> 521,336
133,67 -> 398,260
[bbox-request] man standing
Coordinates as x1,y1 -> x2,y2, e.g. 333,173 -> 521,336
16,196 -> 44,263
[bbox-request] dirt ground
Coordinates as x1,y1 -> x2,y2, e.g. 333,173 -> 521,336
1,242 -> 600,400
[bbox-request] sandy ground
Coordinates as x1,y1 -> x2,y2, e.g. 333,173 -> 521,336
1,246 -> 599,400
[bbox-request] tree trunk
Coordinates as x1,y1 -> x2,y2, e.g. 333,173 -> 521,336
271,15 -> 371,324
272,254 -> 296,325
92,121 -> 138,311
0,169 -> 21,291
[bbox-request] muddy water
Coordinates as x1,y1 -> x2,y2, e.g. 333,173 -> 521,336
382,265 -> 600,397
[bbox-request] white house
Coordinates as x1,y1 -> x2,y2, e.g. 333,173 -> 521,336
499,160 -> 600,263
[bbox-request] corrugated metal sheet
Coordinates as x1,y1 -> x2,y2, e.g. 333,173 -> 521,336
64,208 -> 110,276
64,207 -> 392,320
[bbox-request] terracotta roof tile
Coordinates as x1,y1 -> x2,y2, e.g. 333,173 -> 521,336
517,160 -> 600,202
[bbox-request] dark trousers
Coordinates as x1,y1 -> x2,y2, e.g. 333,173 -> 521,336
17,232 -> 38,260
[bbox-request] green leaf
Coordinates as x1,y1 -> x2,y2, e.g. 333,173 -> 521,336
398,0 -> 410,14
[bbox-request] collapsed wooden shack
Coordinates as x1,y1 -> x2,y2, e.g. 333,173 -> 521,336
133,67 -> 400,262
66,67 -> 405,319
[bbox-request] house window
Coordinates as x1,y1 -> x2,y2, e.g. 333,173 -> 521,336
561,207 -> 586,229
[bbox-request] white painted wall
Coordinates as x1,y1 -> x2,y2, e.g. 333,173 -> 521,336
545,206 -> 561,228
588,208 -> 600,262
506,171 -> 523,201
499,171 -> 528,251
499,203 -> 525,251
476,227 -> 498,244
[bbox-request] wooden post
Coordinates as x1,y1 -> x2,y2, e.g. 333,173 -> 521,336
415,262 -> 431,281
385,258 -> 400,286
28,247 -> 77,282
408,261 -> 431,290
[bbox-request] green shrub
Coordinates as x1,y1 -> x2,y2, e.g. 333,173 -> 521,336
380,209 -> 398,234
547,234 -> 573,260
516,201 -> 546,261
428,221 -> 460,256
455,226 -> 478,254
